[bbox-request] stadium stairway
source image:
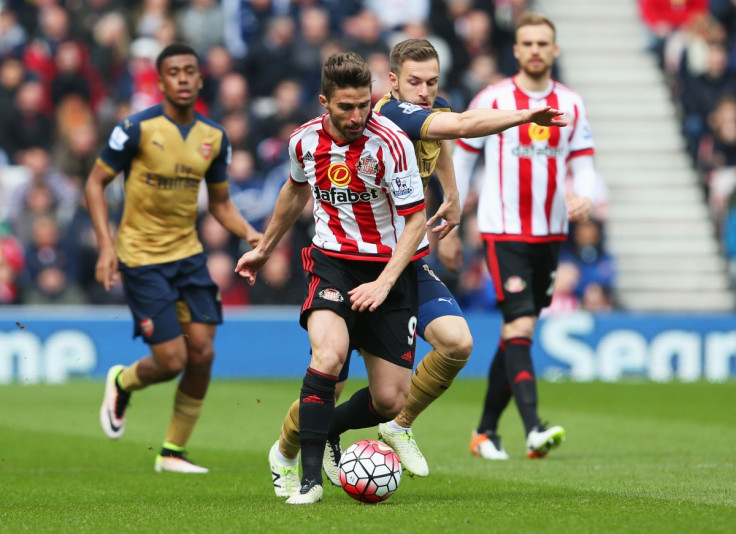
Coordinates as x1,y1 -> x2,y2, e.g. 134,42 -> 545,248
536,0 -> 736,312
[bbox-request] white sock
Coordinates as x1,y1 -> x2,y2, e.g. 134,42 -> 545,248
275,445 -> 298,467
387,420 -> 409,433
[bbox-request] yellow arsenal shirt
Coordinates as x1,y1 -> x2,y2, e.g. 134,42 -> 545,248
97,104 -> 231,267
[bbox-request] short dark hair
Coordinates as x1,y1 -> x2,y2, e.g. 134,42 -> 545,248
390,39 -> 439,76
156,43 -> 199,73
321,52 -> 372,99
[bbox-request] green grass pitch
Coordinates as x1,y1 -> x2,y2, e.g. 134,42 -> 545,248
1,379 -> 734,533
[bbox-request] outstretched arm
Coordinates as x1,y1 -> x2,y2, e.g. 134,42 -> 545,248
425,106 -> 567,140
234,180 -> 311,285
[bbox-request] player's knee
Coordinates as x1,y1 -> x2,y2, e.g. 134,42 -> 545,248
311,349 -> 346,376
371,389 -> 407,418
187,342 -> 215,367
433,327 -> 473,360
502,315 -> 536,339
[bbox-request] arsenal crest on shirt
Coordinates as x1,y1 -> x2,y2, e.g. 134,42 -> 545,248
201,142 -> 212,159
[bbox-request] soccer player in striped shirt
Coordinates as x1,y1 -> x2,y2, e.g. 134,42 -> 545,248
452,12 -> 597,460
236,52 -> 428,504
268,38 -> 568,493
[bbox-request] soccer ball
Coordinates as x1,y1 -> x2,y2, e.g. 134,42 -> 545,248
338,439 -> 402,503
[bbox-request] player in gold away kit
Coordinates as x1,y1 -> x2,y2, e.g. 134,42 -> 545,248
86,43 -> 261,473
268,39 -> 567,495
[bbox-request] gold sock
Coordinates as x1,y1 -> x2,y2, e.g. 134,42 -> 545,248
118,362 -> 145,391
279,399 -> 301,459
395,349 -> 469,428
164,389 -> 203,448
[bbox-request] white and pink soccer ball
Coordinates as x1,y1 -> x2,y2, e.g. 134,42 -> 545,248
338,439 -> 402,503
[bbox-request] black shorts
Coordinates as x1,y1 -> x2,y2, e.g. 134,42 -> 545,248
483,238 -> 560,322
300,246 -> 418,369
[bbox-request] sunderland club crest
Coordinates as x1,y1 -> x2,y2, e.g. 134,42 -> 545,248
357,154 -> 379,176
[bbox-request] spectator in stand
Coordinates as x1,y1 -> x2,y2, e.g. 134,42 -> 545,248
228,149 -> 270,231
581,282 -> 614,312
0,6 -> 27,58
703,95 -> 736,222
540,261 -> 581,317
0,56 -> 26,162
363,0 -> 430,33
1,80 -> 54,160
52,114 -> 99,186
342,10 -> 390,60
67,194 -> 126,305
489,0 -> 534,77
679,40 -> 736,162
88,11 -> 130,97
367,52 -> 392,106
65,0 -> 114,47
199,45 -> 233,111
199,212 -> 240,259
220,111 -> 257,153
176,0 -> 223,57
36,3 -> 73,55
239,15 -> 297,98
7,147 -> 79,236
222,0 -> 289,60
292,6 -> 332,102
723,188 -> 736,284
386,20 -> 453,88
22,262 -> 89,305
207,250 -> 250,306
457,53 -> 505,108
133,0 -> 170,39
50,40 -> 105,114
560,220 -> 617,302
0,222 -> 25,304
23,214 -> 78,284
638,0 -> 709,67
209,71 -> 249,123
119,36 -> 162,112
247,245 -> 303,305
253,79 -> 310,168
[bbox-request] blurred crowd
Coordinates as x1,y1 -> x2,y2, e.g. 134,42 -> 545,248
639,0 -> 736,285
0,0 -> 616,313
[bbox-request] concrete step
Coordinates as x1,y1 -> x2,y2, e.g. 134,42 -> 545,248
603,169 -> 698,186
608,238 -> 719,256
588,102 -> 678,120
550,7 -> 638,22
618,291 -> 736,312
596,152 -> 693,169
565,67 -> 664,86
616,273 -> 731,291
606,220 -> 713,239
594,135 -> 686,152
617,255 -> 728,273
607,203 -> 709,221
608,186 -> 703,203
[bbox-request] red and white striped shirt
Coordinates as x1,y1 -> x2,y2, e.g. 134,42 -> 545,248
289,112 -> 428,262
453,77 -> 595,241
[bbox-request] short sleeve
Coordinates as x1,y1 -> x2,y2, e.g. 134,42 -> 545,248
98,118 -> 141,172
205,130 -> 231,184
